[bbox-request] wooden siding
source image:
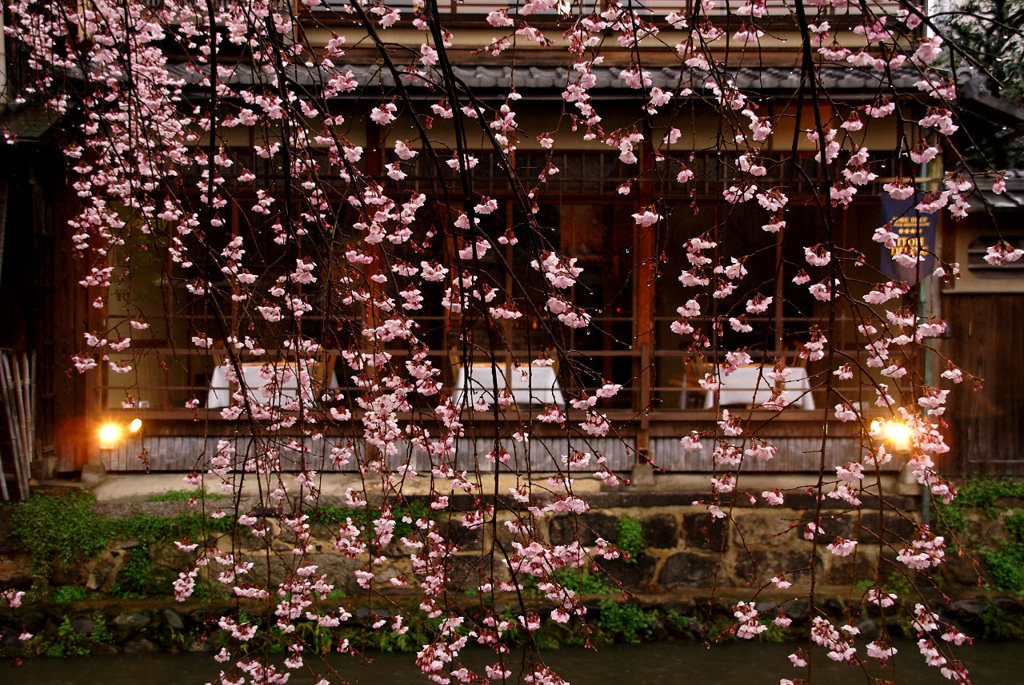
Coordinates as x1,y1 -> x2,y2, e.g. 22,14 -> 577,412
100,433 -> 637,473
649,436 -> 894,473
99,412 -> 874,473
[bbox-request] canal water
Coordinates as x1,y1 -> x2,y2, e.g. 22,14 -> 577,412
4,641 -> 1019,684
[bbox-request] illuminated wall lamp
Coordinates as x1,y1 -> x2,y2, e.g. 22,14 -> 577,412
871,419 -> 926,511
98,419 -> 143,449
869,419 -> 913,452
98,423 -> 122,449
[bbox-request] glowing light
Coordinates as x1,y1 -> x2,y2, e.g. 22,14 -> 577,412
128,418 -> 143,433
870,419 -> 913,451
98,423 -> 122,448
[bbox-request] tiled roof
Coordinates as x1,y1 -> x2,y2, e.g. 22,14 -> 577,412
0,104 -> 60,142
166,63 -> 940,95
973,171 -> 1024,211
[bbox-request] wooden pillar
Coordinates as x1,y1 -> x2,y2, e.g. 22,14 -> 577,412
773,228 -> 785,357
634,222 -> 655,462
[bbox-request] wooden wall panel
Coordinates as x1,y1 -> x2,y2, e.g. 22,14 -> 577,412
650,436 -> 890,473
944,294 -> 1024,475
124,434 -> 639,473
116,425 -> 888,474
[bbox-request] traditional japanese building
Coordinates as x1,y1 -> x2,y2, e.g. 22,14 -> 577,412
3,1 -> 1023,484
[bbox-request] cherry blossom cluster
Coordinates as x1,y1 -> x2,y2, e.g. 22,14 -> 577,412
2,0 -> 1003,682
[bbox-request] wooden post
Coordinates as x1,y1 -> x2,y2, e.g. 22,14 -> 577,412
634,128 -> 657,466
635,225 -> 655,464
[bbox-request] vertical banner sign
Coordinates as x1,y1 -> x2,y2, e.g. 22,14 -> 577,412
880,195 -> 937,283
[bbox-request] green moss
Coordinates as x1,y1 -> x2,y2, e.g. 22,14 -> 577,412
704,614 -> 739,643
148,488 -> 227,502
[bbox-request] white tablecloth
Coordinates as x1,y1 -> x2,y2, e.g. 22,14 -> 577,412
455,363 -> 565,407
702,365 -> 815,410
207,362 -> 339,409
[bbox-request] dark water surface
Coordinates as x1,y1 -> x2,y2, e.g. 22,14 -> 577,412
4,642 -> 1020,684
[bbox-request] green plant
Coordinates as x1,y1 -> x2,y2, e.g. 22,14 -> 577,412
616,517 -> 645,564
49,585 -> 89,602
759,620 -> 786,643
704,614 -> 739,643
110,546 -> 155,599
294,622 -> 339,653
164,627 -> 189,652
515,573 -> 541,598
882,572 -> 914,599
933,477 -> 1024,594
978,510 -> 1024,594
551,568 -> 614,596
9,491 -> 111,580
664,609 -> 695,635
597,600 -> 652,643
979,602 -> 1024,640
46,617 -> 91,657
532,621 -> 565,650
1006,509 -> 1024,539
148,488 -> 227,502
934,501 -> 970,535
981,546 -> 1024,594
9,491 -> 236,595
90,614 -> 113,644
192,575 -> 231,601
371,625 -> 419,653
308,501 -> 432,541
935,476 -> 1024,528
562,626 -> 588,647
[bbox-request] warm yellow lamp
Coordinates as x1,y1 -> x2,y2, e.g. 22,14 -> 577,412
98,423 -> 122,448
870,419 -> 913,451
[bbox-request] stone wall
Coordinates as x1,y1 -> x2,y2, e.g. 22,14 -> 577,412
0,491 -> 945,597
6,489 -> 1024,657
491,491 -> 924,593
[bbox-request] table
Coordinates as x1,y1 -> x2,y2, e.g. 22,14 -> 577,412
454,363 -> 565,407
702,365 -> 815,410
207,361 -> 339,409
